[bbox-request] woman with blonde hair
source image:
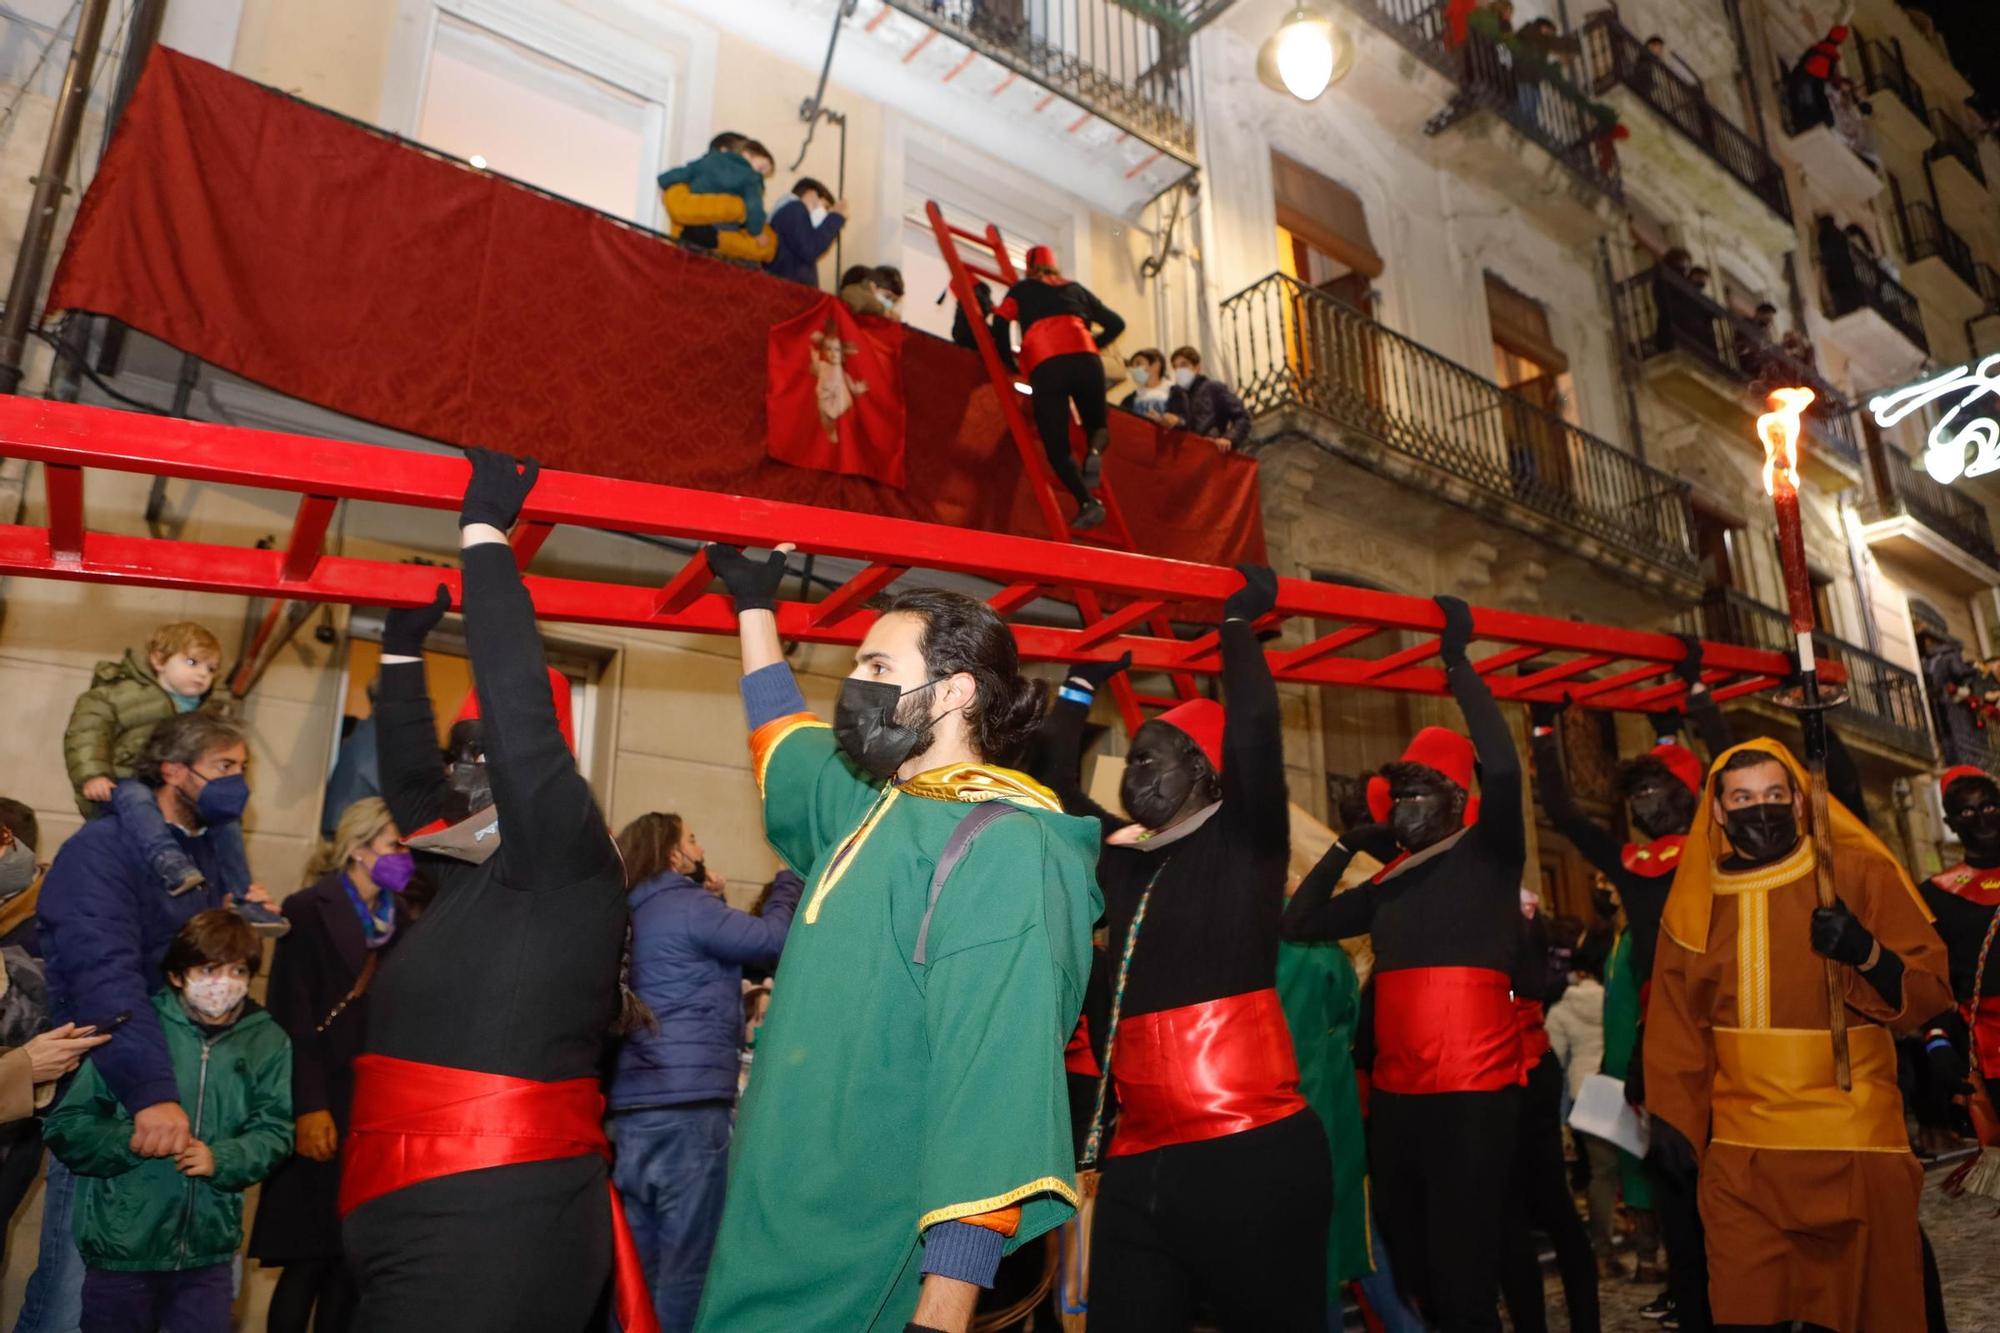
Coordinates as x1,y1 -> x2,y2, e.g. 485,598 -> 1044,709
249,796 -> 414,1333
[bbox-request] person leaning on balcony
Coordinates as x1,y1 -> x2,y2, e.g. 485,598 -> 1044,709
657,132 -> 778,265
1119,348 -> 1172,420
764,177 -> 846,289
1161,346 -> 1250,453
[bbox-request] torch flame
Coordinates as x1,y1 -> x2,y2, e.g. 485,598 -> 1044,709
1759,386 -> 1817,496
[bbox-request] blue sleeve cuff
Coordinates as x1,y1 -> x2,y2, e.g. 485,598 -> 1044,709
919,1220 -> 1006,1288
741,662 -> 810,729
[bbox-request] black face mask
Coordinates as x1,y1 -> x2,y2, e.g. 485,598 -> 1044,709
1590,887 -> 1619,920
1722,801 -> 1800,867
1946,801 -> 2000,866
833,677 -> 939,781
1628,780 -> 1697,841
684,859 -> 709,886
1119,722 -> 1214,831
1390,787 -> 1462,852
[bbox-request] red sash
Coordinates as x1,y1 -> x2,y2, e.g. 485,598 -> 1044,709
1373,967 -> 1525,1095
1019,315 -> 1097,376
340,1055 -> 660,1333
1064,1014 -> 1100,1078
1108,989 -> 1306,1157
1619,835 -> 1686,878
1967,996 -> 2000,1080
1515,995 -> 1551,1071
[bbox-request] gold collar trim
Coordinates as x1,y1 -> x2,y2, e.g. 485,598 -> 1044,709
898,764 -> 1062,813
1711,838 -> 1815,895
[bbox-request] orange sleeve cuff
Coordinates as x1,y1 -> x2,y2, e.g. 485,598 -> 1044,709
955,1206 -> 1021,1239
749,712 -> 821,788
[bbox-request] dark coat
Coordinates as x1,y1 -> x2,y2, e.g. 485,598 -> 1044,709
1168,374 -> 1252,447
764,196 -> 845,287
248,872 -> 407,1262
609,870 -> 801,1110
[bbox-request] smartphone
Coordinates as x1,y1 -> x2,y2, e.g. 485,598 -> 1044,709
83,1011 -> 131,1035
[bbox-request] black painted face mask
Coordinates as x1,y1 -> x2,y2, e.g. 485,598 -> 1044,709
1628,778 -> 1697,841
1945,791 -> 2000,865
833,677 -> 939,780
440,719 -> 492,824
1722,801 -> 1799,867
1120,722 -> 1215,831
1390,787 -> 1462,852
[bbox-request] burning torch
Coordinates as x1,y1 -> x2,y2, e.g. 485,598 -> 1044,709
1758,386 -> 1852,1090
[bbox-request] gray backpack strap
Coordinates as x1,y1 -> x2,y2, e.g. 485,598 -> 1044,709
914,801 -> 1020,965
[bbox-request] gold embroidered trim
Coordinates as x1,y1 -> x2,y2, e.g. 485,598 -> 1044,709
1735,888 -> 1771,1029
1709,838 -> 1815,895
899,764 -> 1063,812
917,1175 -> 1080,1231
804,787 -> 899,924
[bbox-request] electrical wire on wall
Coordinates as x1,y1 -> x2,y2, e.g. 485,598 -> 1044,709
790,0 -> 856,276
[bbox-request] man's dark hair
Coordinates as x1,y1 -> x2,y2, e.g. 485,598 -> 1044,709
163,909 -> 262,981
738,139 -> 773,163
0,798 -> 36,853
1169,345 -> 1203,367
614,812 -> 686,891
1713,748 -> 1794,798
709,131 -> 747,152
1330,775 -> 1372,833
1616,753 -> 1677,800
839,264 -> 874,289
793,177 -> 831,202
133,712 -> 246,788
871,265 -> 905,298
1645,34 -> 1665,47
1128,347 -> 1166,372
884,588 -> 1046,763
1755,301 -> 1779,316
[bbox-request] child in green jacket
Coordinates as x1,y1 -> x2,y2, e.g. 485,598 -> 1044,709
45,910 -> 293,1331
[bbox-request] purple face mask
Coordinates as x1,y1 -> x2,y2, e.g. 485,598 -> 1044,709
370,850 -> 417,894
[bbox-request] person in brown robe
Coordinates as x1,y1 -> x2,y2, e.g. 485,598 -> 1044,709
1644,738 -> 1952,1331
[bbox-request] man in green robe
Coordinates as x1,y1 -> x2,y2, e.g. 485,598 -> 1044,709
695,546 -> 1102,1333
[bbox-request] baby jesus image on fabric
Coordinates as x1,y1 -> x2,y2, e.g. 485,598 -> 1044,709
767,293 -> 907,488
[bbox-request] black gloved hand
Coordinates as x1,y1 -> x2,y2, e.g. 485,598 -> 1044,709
1810,898 -> 1877,967
1923,1036 -> 1967,1112
1067,651 -> 1133,692
1649,706 -> 1685,742
705,544 -> 790,613
382,585 -> 451,658
1673,633 -> 1705,688
1223,563 -> 1278,624
1339,822 -> 1402,862
1648,1116 -> 1698,1179
1529,695 -> 1571,731
1435,594 -> 1475,661
459,447 -> 540,531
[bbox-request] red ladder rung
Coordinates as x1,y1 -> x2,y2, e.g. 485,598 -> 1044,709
279,494 -> 339,584
810,562 -> 906,628
1514,654 -> 1615,692
988,582 -> 1041,615
1557,662 -> 1672,704
44,463 -> 82,563
1273,624 -> 1382,671
1356,637 -> 1444,682
1072,598 -> 1166,652
511,519 -> 555,567
653,548 -> 713,615
944,222 -> 999,249
965,262 -> 1011,287
1472,645 -> 1543,676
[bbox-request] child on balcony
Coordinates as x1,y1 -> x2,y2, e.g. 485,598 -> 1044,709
658,132 -> 778,265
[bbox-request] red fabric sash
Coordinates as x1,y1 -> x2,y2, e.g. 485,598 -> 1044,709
1372,967 -> 1525,1095
1065,1014 -> 1100,1077
339,1055 -> 660,1333
1108,989 -> 1306,1157
1619,835 -> 1686,879
1514,995 -> 1551,1071
1931,863 -> 2000,907
1019,315 -> 1098,376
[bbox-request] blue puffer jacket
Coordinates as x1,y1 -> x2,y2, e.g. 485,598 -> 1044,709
610,870 -> 802,1110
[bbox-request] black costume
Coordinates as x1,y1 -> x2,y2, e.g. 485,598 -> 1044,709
251,872 -> 410,1332
1917,768 -> 2000,1149
1284,634 -> 1523,1333
1037,619 -> 1329,1332
348,534 -> 629,1332
993,272 -> 1124,518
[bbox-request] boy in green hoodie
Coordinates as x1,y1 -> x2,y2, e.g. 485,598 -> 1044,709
45,910 -> 292,1331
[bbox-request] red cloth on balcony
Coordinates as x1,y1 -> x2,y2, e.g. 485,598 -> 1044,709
47,50 -> 1264,567
766,295 -> 907,488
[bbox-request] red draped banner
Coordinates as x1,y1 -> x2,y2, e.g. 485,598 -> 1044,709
766,295 -> 907,488
47,51 -> 1264,567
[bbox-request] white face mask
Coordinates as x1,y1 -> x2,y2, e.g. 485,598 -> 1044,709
0,839 -> 34,900
806,205 -> 830,227
1173,366 -> 1196,389
182,973 -> 248,1021
1129,366 -> 1150,387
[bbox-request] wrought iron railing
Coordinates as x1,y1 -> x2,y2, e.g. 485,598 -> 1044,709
1613,265 -> 1861,469
1222,272 -> 1694,575
885,0 -> 1228,157
1819,222 -> 1929,352
1875,440 -> 2000,572
1691,588 -> 1933,758
1581,15 -> 1788,220
1856,38 -> 1928,125
1928,106 -> 1987,185
1342,0 -> 1621,199
1978,262 -> 2000,316
1900,201 -> 1980,294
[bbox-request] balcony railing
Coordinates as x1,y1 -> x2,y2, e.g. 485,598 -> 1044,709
1692,588 -> 1933,759
1343,0 -> 1621,199
1856,38 -> 1928,124
1928,107 -> 1987,185
885,0 -> 1227,156
1222,272 -> 1695,576
1613,265 -> 1861,469
1875,440 -> 2000,572
1818,221 -> 1929,353
1979,262 -> 2000,316
1581,14 -> 1789,220
1900,200 -> 1980,293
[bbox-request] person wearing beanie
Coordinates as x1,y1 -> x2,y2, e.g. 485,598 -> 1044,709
1912,766 -> 2000,1180
1030,564 -> 1331,1332
990,244 -> 1125,531
1527,638 -> 1726,1330
1281,594 -> 1525,1333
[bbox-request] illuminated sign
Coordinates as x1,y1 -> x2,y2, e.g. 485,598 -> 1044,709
1868,355 -> 2000,485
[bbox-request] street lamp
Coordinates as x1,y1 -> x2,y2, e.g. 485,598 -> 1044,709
1256,6 -> 1351,103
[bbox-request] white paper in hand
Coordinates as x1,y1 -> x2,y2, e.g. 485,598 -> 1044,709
1567,1072 -> 1651,1158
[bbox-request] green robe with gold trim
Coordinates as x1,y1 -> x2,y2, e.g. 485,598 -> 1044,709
1277,934 -> 1372,1288
694,720 -> 1102,1332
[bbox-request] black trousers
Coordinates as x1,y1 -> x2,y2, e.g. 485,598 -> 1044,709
1370,1087 -> 1519,1333
1498,1052 -> 1600,1333
1028,352 -> 1107,508
1647,1156 -> 1712,1332
1090,1108 -> 1330,1332
345,1157 -> 611,1332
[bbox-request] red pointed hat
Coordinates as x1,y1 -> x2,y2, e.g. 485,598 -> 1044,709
1367,726 -> 1479,823
1025,243 -> 1058,272
1155,698 -> 1225,772
454,666 -> 576,755
1940,764 -> 1990,801
1651,743 -> 1704,796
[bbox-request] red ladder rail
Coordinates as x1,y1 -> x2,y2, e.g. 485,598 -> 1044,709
0,398 -> 1826,716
